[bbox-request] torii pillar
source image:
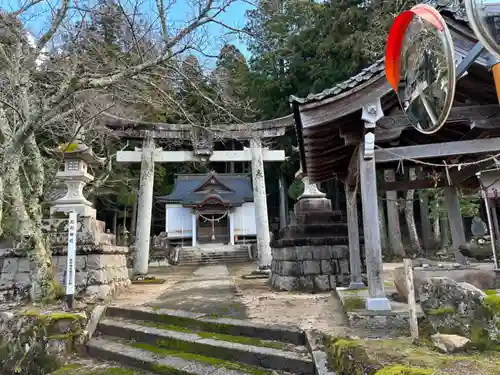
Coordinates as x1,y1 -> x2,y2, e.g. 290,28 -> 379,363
251,137 -> 272,270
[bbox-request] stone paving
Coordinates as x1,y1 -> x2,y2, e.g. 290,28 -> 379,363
147,264 -> 248,318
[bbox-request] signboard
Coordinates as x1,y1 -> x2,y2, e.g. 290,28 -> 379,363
65,212 -> 77,306
465,0 -> 500,59
385,4 -> 456,134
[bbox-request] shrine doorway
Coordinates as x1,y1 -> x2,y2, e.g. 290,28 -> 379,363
196,210 -> 230,245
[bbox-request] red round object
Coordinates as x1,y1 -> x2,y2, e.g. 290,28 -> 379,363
385,4 -> 447,91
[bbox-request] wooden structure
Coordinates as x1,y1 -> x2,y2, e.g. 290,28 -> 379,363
291,4 -> 500,310
157,172 -> 257,246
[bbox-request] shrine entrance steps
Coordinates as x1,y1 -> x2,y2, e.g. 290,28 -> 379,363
86,305 -> 315,375
177,244 -> 251,265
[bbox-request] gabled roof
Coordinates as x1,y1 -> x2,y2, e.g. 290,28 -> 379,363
157,172 -> 254,205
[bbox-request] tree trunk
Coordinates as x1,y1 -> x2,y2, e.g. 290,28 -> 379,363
384,170 -> 405,257
433,216 -> 441,243
378,197 -> 389,254
405,168 -> 422,254
419,191 -> 432,250
24,135 -> 53,301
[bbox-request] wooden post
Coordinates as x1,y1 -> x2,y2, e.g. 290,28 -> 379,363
345,184 -> 365,289
359,143 -> 390,310
443,186 -> 467,264
384,170 -> 404,257
419,191 -> 433,250
279,173 -> 288,230
403,258 -> 419,340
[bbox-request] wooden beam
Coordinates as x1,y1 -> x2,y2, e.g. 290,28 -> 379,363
377,104 -> 500,130
346,145 -> 360,187
378,163 -> 488,191
375,137 -> 500,163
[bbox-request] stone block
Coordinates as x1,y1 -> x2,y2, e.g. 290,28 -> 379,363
87,254 -> 105,270
85,284 -> 111,300
297,276 -> 314,290
311,247 -> 323,260
76,256 -> 87,271
330,245 -> 349,259
277,261 -> 302,277
314,275 -> 332,291
75,271 -> 88,286
329,275 -> 338,288
303,260 -> 321,275
272,275 -> 297,291
320,260 -> 333,274
295,247 -> 313,261
88,270 -> 107,285
14,272 -> 31,285
2,258 -> 18,276
17,259 -> 30,273
272,247 -> 297,261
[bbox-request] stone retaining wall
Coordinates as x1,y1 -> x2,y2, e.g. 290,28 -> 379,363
0,248 -> 130,302
270,245 -> 350,292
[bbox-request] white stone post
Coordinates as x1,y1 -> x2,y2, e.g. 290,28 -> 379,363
229,212 -> 235,245
134,135 -> 155,276
250,137 -> 272,269
192,212 -> 197,247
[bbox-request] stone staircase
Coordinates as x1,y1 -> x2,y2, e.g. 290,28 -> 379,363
86,305 -> 317,375
176,244 -> 251,265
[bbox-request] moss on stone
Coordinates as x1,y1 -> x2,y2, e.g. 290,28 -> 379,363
484,294 -> 500,315
133,342 -> 273,375
343,297 -> 365,312
134,319 -> 285,350
427,306 -> 456,316
51,364 -> 149,375
150,364 -> 191,375
374,365 -> 433,375
484,289 -> 498,296
325,337 -> 380,375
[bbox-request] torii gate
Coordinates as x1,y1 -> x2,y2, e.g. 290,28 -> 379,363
103,113 -> 293,277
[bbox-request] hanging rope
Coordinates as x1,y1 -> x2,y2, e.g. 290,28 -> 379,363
199,211 -> 228,222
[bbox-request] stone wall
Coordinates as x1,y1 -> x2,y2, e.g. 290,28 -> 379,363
0,251 -> 130,302
0,216 -> 130,302
270,245 -> 350,291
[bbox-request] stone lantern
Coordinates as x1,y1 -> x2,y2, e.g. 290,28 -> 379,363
48,141 -> 105,218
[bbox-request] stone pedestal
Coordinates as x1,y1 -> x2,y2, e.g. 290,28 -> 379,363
0,216 -> 130,302
270,181 -> 351,292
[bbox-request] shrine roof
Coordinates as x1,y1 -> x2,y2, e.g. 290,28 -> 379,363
157,173 -> 253,205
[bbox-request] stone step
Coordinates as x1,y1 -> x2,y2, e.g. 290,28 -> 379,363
94,318 -> 314,375
87,337 -> 265,375
105,306 -> 306,345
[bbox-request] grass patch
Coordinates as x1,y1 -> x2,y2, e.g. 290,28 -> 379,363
360,337 -> 500,374
133,320 -> 285,349
343,297 -> 365,312
484,289 -> 498,296
50,364 -> 149,375
132,342 -> 273,375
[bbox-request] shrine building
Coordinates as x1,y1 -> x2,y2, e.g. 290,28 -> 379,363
157,172 -> 257,247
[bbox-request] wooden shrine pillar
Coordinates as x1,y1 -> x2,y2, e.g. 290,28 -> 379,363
443,186 -> 467,264
359,103 -> 390,310
345,183 -> 364,289
384,170 -> 404,256
250,137 -> 272,269
134,135 -> 155,276
279,173 -> 288,230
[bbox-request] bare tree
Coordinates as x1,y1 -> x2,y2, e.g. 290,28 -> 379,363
0,0 -> 248,301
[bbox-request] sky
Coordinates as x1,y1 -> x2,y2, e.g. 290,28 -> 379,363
3,0 -> 254,63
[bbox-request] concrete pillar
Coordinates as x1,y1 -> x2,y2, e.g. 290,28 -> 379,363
384,170 -> 404,256
250,137 -> 272,269
134,136 -> 155,276
443,186 -> 467,264
345,184 -> 364,289
229,212 -> 235,245
192,212 -> 197,247
278,173 -> 287,230
359,144 -> 390,310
